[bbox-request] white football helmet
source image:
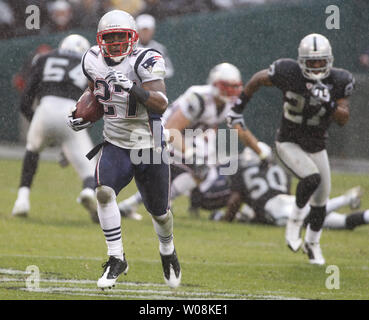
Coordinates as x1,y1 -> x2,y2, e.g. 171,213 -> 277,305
59,34 -> 90,55
96,10 -> 139,63
207,63 -> 243,103
298,33 -> 334,81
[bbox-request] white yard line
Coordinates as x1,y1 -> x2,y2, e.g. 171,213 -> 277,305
0,268 -> 303,300
1,254 -> 368,269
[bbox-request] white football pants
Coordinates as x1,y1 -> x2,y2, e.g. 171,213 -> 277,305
26,95 -> 96,180
275,141 -> 331,207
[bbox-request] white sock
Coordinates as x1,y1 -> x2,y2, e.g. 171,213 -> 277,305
151,211 -> 174,255
97,195 -> 124,261
291,202 -> 309,220
170,173 -> 197,199
363,210 -> 369,223
326,195 -> 349,213
18,186 -> 30,200
323,212 -> 346,229
305,224 -> 322,243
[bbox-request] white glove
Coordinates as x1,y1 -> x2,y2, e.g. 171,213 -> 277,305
311,81 -> 331,103
105,68 -> 133,92
257,141 -> 272,161
67,105 -> 92,132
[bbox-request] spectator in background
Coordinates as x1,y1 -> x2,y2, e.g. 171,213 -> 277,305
42,0 -> 74,34
109,0 -> 145,17
141,0 -> 217,21
70,0 -> 107,30
359,47 -> 369,69
136,14 -> 174,78
0,0 -> 15,39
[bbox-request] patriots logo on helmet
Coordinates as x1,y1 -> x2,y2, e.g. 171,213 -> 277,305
142,56 -> 161,72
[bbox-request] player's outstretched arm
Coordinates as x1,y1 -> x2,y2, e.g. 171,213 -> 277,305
141,79 -> 168,114
232,69 -> 274,115
164,108 -> 191,154
332,97 -> 349,126
223,191 -> 243,222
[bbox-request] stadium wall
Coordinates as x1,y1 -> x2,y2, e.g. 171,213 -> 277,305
0,0 -> 368,159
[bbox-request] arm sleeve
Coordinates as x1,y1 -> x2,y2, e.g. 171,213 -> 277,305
268,58 -> 294,89
81,50 -> 94,82
337,71 -> 355,99
19,56 -> 43,121
178,90 -> 205,122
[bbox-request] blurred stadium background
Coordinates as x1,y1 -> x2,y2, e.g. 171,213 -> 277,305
0,0 -> 368,171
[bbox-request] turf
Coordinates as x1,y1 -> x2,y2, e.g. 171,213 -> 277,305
0,159 -> 368,300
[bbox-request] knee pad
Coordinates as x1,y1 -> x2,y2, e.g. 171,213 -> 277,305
96,185 -> 115,204
296,173 -> 321,208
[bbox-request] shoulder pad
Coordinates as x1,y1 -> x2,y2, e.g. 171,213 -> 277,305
134,49 -> 166,83
330,68 -> 355,97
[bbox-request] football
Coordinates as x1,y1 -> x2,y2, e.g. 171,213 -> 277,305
74,89 -> 104,123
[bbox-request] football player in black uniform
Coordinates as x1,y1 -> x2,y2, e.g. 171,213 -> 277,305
227,33 -> 355,265
192,146 -> 367,231
11,34 -> 99,223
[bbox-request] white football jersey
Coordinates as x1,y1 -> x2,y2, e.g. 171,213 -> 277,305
82,45 -> 166,149
163,85 -> 233,129
163,85 -> 233,163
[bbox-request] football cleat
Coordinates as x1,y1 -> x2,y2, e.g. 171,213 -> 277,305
160,249 -> 181,288
97,255 -> 129,289
77,188 -> 99,223
345,186 -> 364,210
119,201 -> 142,220
303,242 -> 326,265
12,187 -> 30,217
209,210 -> 224,221
119,207 -> 142,221
285,218 -> 304,252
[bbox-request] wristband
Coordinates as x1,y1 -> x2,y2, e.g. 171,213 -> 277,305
232,91 -> 250,114
129,84 -> 150,103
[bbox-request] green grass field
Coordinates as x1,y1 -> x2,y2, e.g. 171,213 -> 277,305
0,158 -> 368,300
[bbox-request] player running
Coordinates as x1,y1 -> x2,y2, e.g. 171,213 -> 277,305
68,10 -> 181,289
12,34 -> 99,223
227,33 -> 355,264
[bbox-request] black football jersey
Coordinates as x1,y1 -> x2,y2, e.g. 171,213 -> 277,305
19,49 -> 87,121
268,58 -> 354,152
231,159 -> 291,223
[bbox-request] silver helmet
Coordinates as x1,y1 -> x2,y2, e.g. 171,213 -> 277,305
96,10 -> 139,63
59,34 -> 90,55
298,33 -> 333,81
207,63 -> 243,103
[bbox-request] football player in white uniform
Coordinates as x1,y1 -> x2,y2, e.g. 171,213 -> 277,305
117,63 -> 271,218
68,10 -> 181,289
11,34 -> 99,223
